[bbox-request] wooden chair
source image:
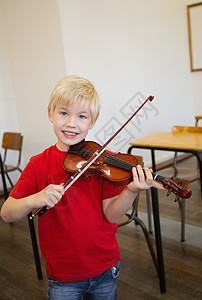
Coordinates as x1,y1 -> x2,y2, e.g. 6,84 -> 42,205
1,132 -> 23,187
156,125 -> 201,241
117,155 -> 158,277
1,133 -> 42,279
172,125 -> 202,134
195,115 -> 202,126
117,194 -> 158,276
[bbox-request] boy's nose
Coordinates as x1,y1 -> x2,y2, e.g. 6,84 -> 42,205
66,117 -> 76,128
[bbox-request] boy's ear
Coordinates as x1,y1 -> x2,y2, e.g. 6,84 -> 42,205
48,109 -> 53,122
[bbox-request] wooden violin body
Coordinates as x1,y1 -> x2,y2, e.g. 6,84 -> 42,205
64,140 -> 192,199
63,140 -> 140,187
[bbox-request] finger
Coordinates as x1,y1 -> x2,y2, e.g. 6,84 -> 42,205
59,183 -> 65,195
47,185 -> 64,200
135,165 -> 146,182
131,166 -> 140,182
46,194 -> 58,207
53,184 -> 65,194
47,195 -> 62,208
143,168 -> 153,184
152,181 -> 166,190
45,187 -> 63,206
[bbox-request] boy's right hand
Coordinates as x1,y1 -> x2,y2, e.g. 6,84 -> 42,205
34,184 -> 64,209
1,184 -> 64,223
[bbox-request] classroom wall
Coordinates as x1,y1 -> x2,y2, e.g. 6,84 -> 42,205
0,0 -> 202,188
0,0 -> 66,159
0,0 -> 66,188
0,4 -> 20,184
58,0 -> 201,160
0,6 -> 19,148
185,0 -> 202,115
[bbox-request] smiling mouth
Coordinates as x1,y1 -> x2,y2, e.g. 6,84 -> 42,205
63,131 -> 78,136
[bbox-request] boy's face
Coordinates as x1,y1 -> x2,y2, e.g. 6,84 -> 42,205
48,101 -> 95,151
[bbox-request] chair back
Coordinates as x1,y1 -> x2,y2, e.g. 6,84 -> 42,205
2,132 -> 22,150
172,126 -> 202,134
2,132 -> 23,167
195,115 -> 202,126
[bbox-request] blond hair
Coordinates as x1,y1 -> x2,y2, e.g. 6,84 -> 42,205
48,75 -> 100,123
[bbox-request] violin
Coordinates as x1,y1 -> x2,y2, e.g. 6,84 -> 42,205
63,140 -> 192,198
30,95 -> 192,219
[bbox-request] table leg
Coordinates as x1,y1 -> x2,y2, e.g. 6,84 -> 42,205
0,154 -> 9,199
151,187 -> 166,293
192,150 -> 202,194
151,149 -> 156,172
150,149 -> 166,293
128,146 -> 166,292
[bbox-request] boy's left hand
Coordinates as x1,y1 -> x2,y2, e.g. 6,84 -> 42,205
126,165 -> 164,193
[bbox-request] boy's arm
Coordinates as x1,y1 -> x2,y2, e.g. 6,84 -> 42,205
102,165 -> 163,223
0,184 -> 64,223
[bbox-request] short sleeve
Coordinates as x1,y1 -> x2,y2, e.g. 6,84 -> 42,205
9,159 -> 38,199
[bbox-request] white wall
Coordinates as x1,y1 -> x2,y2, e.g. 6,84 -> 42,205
0,6 -> 19,143
58,0 -> 201,163
0,0 -> 66,166
0,4 -> 20,188
0,0 -> 201,186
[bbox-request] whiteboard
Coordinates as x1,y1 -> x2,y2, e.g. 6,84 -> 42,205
187,3 -> 202,71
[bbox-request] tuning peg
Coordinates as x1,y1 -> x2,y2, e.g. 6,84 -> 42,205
174,196 -> 180,202
170,176 -> 174,181
167,190 -> 172,197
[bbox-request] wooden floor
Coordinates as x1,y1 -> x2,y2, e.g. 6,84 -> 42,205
0,155 -> 202,299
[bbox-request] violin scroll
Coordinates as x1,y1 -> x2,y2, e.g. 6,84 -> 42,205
162,178 -> 192,200
152,173 -> 192,200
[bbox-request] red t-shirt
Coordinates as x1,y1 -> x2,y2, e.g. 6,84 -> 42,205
10,145 -> 124,281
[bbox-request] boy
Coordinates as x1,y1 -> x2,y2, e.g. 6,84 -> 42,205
1,75 -> 162,300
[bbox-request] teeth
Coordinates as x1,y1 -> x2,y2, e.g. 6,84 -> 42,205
64,131 -> 76,135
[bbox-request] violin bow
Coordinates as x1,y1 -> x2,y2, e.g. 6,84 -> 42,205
30,95 -> 154,219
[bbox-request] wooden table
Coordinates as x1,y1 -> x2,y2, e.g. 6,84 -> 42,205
128,132 -> 202,188
127,131 -> 202,294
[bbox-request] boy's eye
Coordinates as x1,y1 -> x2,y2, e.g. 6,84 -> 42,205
79,115 -> 86,119
61,111 -> 67,116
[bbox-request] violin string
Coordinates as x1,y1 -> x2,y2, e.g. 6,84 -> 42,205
107,155 -> 135,169
105,155 -> 136,171
90,151 -> 135,170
